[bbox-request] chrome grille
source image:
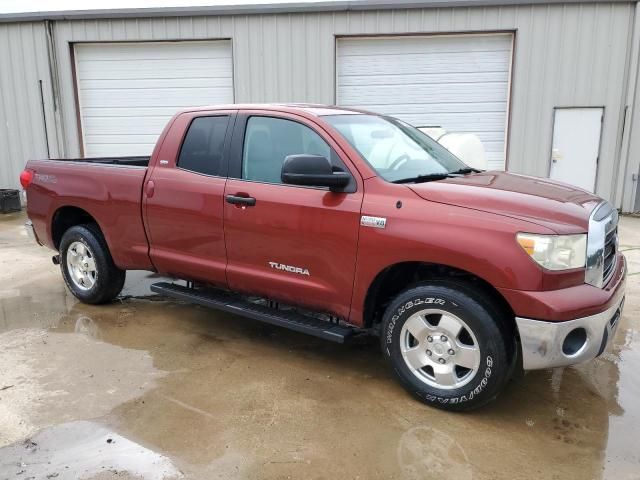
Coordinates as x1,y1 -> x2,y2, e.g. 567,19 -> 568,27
585,201 -> 618,288
602,227 -> 618,285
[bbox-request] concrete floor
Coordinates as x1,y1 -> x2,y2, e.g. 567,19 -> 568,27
0,210 -> 639,480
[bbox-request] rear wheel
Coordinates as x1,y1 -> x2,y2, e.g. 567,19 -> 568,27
381,283 -> 513,411
59,224 -> 126,304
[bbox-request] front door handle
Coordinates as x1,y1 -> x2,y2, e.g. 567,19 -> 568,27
226,194 -> 256,207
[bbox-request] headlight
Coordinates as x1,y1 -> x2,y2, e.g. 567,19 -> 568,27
516,233 -> 587,270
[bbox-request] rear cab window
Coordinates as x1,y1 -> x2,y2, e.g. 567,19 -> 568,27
177,116 -> 230,176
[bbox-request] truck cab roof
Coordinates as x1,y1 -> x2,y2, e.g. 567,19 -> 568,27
178,103 -> 372,118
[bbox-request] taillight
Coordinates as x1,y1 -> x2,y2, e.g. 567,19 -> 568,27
20,169 -> 34,189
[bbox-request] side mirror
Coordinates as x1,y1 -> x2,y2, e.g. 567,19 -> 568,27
281,154 -> 351,191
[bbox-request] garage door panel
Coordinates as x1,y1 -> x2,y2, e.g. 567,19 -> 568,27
75,41 -> 234,157
82,117 -> 170,134
361,102 -> 507,115
337,34 -> 512,170
79,76 -> 233,90
86,143 -> 157,156
76,61 -> 233,80
339,71 -> 509,86
84,134 -> 161,145
76,42 -> 232,60
81,107 -> 186,118
338,35 -> 511,56
339,54 -> 510,76
79,87 -> 233,108
391,112 -> 506,130
339,84 -> 509,105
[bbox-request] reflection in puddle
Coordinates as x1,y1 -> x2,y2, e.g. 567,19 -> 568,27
398,426 -> 472,480
602,326 -> 640,478
0,420 -> 182,479
75,315 -> 101,339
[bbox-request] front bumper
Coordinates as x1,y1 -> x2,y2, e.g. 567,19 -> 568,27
516,290 -> 625,370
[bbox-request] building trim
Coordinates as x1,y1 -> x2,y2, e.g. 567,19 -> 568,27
0,0 -> 635,24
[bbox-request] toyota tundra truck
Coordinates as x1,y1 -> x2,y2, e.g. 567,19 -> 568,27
21,104 -> 626,411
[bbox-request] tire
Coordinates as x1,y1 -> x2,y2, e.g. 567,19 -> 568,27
381,282 -> 513,411
59,224 -> 126,304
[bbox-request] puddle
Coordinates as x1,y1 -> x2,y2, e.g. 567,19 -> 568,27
0,327 -> 164,447
1,210 -> 640,479
0,420 -> 182,480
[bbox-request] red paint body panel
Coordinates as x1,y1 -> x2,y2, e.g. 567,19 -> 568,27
347,177 -> 553,325
222,110 -> 365,319
498,254 -> 626,321
145,167 -> 228,285
224,179 -> 362,318
24,160 -> 152,270
143,110 -> 234,286
23,104 -> 624,329
408,171 -> 601,234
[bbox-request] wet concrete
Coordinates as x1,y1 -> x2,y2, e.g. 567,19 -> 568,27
1,210 -> 639,479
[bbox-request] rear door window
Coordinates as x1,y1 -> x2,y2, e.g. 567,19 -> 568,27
177,116 -> 230,176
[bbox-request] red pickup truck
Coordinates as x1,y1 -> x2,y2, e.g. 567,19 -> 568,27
21,104 -> 626,411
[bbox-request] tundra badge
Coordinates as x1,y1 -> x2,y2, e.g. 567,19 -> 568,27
268,262 -> 310,276
361,215 -> 387,229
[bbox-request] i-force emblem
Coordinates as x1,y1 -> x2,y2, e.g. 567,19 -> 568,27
360,215 -> 387,229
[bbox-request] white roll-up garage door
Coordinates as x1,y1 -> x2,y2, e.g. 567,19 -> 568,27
74,41 -> 234,157
336,34 -> 513,170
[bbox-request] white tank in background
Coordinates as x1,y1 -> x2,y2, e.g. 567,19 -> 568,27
417,126 -> 488,171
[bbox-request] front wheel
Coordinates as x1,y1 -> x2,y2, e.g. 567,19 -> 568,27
381,283 -> 513,411
59,224 -> 126,304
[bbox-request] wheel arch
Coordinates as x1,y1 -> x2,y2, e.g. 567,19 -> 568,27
51,206 -> 106,250
362,261 -> 516,332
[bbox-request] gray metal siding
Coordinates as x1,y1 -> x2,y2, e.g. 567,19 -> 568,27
0,2 -> 636,208
0,22 -> 59,191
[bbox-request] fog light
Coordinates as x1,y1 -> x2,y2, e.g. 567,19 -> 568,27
562,328 -> 587,356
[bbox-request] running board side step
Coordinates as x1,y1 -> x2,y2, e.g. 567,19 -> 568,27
150,282 -> 354,344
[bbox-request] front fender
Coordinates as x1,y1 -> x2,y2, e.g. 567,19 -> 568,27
348,191 -> 552,326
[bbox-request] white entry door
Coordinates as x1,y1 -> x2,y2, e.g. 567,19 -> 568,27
549,108 -> 603,192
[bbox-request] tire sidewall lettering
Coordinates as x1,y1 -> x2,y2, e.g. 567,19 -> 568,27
386,297 -> 445,346
385,295 -> 495,405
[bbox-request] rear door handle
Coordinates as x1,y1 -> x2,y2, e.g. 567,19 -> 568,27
226,194 -> 256,207
146,180 -> 155,198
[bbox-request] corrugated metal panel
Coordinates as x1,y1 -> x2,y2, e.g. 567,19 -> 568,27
619,4 -> 640,212
0,22 -> 58,191
74,41 -> 233,156
336,34 -> 512,170
0,3 -> 635,207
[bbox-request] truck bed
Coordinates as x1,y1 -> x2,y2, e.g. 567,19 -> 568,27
25,157 -> 153,271
48,156 -> 150,167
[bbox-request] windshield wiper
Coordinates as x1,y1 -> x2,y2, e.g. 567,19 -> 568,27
392,173 -> 451,184
448,167 -> 482,175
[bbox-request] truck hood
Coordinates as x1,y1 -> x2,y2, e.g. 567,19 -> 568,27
407,171 -> 602,233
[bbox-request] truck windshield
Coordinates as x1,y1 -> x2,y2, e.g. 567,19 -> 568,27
323,114 -> 469,183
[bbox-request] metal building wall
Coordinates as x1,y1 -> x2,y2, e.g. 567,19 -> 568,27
620,5 -> 640,212
0,2 -> 637,209
0,22 -> 60,191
